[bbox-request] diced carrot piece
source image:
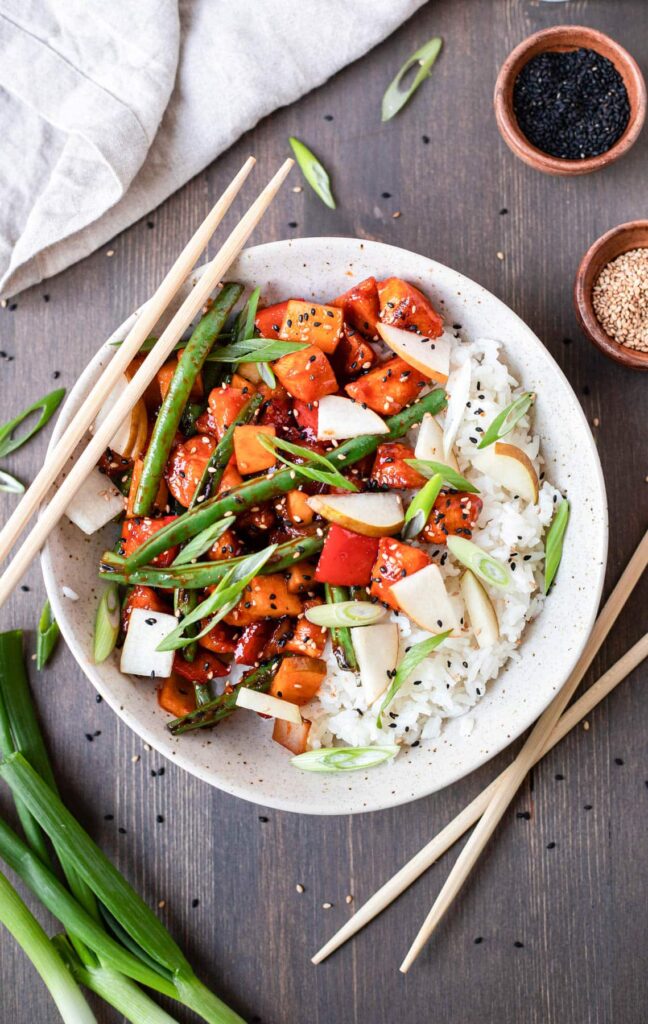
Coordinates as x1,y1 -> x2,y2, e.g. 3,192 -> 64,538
272,717 -> 311,755
285,601 -> 327,657
377,278 -> 444,338
126,459 -> 168,517
217,455 -> 244,494
173,650 -> 229,685
345,356 -> 429,415
157,356 -> 204,402
269,655 -> 327,704
206,386 -> 252,440
122,585 -> 169,633
119,516 -> 179,567
273,345 -> 338,403
237,502 -> 276,535
286,489 -> 314,525
224,574 -> 303,627
369,537 -> 431,610
371,442 -> 427,490
230,372 -> 257,391
333,329 -> 377,381
157,673 -> 196,718
233,425 -> 276,475
207,527 -> 242,561
279,300 -> 343,354
421,491 -> 483,545
332,276 -> 381,337
255,301 -> 290,339
199,621 -> 238,655
166,435 -> 217,507
286,561 -> 317,594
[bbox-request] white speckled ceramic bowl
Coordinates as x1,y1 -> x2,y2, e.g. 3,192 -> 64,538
41,238 -> 607,815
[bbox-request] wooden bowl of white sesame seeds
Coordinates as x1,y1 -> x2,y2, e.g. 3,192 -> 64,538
574,220 -> 648,371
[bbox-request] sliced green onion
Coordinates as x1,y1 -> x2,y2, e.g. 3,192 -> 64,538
291,745 -> 398,773
0,469 -> 25,493
36,600 -> 60,670
257,360 -> 276,389
405,458 -> 480,493
0,871 -> 97,1024
305,601 -> 386,629
257,434 -> 358,492
288,137 -> 336,209
381,36 -> 443,122
93,584 -> 121,663
378,631 -> 451,727
402,473 -> 444,540
156,544 -> 277,652
447,536 -> 511,590
0,388 -> 65,459
544,498 -> 570,594
172,516 -> 236,567
477,391 -> 535,449
206,339 -> 307,363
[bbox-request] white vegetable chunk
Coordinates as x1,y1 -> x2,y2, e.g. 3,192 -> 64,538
414,413 -> 459,471
120,607 -> 177,679
316,396 -> 389,440
92,374 -> 135,456
65,468 -> 124,535
351,622 -> 399,704
235,687 -> 302,724
460,570 -> 500,648
443,358 -> 471,459
390,563 -> 460,632
472,442 -> 539,504
376,322 -> 451,385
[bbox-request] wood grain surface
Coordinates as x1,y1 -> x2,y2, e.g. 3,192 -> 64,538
0,2 -> 646,1021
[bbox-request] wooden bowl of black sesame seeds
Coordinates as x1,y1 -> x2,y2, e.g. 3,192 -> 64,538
574,220 -> 648,371
494,26 -> 646,175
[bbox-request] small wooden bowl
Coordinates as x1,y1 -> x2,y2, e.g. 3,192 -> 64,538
574,221 -> 648,371
494,26 -> 646,175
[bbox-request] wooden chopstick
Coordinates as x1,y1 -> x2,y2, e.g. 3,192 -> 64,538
0,158 -> 293,608
400,528 -> 648,971
313,531 -> 648,967
0,156 -> 255,570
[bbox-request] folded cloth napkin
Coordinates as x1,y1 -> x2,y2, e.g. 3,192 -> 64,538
0,0 -> 425,297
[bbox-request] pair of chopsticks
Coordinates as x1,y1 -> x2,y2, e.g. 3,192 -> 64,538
0,156 -> 293,607
314,529 -> 648,969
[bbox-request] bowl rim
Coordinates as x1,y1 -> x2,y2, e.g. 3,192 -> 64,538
574,220 -> 648,371
41,236 -> 608,815
494,25 -> 647,175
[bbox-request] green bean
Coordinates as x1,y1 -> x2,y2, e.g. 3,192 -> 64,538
120,388 -> 447,571
167,659 -> 280,735
189,391 -> 263,508
132,283 -> 243,516
99,533 -> 325,589
324,585 -> 358,671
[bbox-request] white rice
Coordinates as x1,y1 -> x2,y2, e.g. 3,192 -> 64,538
305,336 -> 560,751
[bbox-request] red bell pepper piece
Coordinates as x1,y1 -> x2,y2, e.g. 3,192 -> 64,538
292,399 -> 318,437
314,524 -> 379,587
173,650 -> 229,685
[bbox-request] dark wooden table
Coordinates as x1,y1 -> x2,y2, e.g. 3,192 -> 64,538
0,2 -> 646,1021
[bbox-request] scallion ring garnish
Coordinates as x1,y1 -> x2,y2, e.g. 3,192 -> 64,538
305,601 -> 386,629
405,458 -> 480,494
0,387 -> 65,459
377,631 -> 451,727
381,36 -> 443,122
477,391 -> 535,449
0,470 -> 25,494
447,536 -> 512,590
291,746 -> 399,773
402,473 -> 444,540
288,137 -> 336,209
36,600 -> 60,671
257,434 -> 358,492
93,584 -> 121,663
544,498 -> 570,594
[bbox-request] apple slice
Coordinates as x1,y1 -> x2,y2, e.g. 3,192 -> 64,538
376,322 -> 451,385
235,687 -> 302,724
307,492 -> 404,537
390,563 -> 460,632
443,358 -> 471,459
472,441 -> 539,504
351,622 -> 399,704
316,395 -> 389,440
414,412 -> 459,472
93,374 -> 146,458
460,570 -> 499,648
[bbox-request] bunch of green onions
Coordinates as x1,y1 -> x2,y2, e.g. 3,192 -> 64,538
0,629 -> 244,1024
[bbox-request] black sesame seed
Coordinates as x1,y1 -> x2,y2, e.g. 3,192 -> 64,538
156,815 -> 164,824
258,815 -> 269,823
516,811 -> 531,820
555,773 -> 564,781
614,757 -> 624,766
546,841 -> 556,849
513,940 -> 524,949
192,898 -> 200,908
104,814 -> 114,821
118,827 -> 127,834
474,936 -> 484,944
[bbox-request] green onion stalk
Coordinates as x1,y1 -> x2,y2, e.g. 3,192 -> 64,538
117,387 -> 448,571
